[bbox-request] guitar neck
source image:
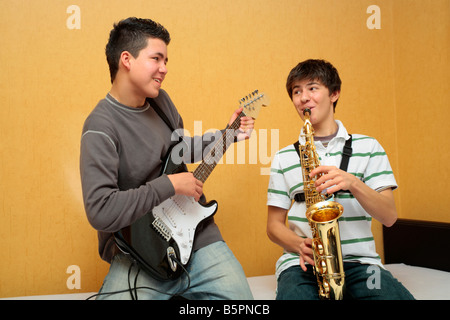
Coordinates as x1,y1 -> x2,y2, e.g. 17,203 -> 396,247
193,112 -> 244,183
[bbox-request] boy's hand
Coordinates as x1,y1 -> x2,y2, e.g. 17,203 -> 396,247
309,165 -> 358,194
228,107 -> 255,141
167,172 -> 203,201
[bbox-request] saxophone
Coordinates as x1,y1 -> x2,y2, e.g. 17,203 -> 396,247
299,108 -> 345,300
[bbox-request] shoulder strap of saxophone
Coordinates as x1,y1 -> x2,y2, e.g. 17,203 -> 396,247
339,135 -> 353,172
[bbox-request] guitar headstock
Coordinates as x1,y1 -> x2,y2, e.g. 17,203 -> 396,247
239,90 -> 269,119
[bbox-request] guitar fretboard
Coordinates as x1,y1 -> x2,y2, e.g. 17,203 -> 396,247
193,112 -> 244,183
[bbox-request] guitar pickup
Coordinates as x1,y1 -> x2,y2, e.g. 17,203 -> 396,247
152,217 -> 172,242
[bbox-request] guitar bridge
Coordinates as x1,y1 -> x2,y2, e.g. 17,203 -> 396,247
152,217 -> 172,241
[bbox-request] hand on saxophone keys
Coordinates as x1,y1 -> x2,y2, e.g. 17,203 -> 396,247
298,237 -> 315,272
309,165 -> 358,195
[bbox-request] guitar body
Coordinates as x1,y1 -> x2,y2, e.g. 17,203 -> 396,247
152,195 -> 218,265
119,141 -> 218,281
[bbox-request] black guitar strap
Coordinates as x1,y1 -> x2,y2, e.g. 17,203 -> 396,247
293,135 -> 352,203
147,98 -> 176,132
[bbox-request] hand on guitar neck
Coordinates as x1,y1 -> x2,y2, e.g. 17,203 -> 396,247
167,172 -> 203,202
228,107 -> 255,142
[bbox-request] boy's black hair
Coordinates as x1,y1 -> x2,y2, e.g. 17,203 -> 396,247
105,17 -> 171,83
286,59 -> 342,110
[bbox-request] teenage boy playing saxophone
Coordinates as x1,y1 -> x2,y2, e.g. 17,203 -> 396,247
266,59 -> 414,300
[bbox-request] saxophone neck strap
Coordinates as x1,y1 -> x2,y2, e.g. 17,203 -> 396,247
293,135 -> 352,203
340,134 -> 353,172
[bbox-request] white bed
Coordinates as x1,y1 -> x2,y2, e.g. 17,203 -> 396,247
3,219 -> 449,300
2,263 -> 449,300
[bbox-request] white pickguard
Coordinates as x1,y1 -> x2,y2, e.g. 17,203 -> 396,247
152,195 -> 218,265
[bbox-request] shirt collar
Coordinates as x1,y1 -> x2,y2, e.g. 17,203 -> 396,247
298,120 -> 350,144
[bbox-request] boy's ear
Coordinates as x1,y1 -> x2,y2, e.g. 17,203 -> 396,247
330,90 -> 340,103
119,51 -> 133,70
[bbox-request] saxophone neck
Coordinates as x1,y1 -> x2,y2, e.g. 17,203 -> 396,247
302,108 -> 314,138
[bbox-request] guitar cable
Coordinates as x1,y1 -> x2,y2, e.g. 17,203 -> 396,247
85,255 -> 191,300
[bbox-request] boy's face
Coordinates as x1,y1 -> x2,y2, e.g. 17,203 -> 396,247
127,37 -> 168,99
291,78 -> 339,125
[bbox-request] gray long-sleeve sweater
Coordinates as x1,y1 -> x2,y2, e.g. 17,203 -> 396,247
80,89 -> 223,263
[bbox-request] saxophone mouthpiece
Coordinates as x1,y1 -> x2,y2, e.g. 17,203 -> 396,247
303,108 -> 311,116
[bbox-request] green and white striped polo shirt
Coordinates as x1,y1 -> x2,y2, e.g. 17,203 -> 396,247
267,120 -> 397,278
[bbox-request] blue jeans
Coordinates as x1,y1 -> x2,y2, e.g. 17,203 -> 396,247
96,241 -> 254,300
276,263 -> 415,300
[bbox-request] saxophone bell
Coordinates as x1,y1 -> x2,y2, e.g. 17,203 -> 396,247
306,201 -> 345,300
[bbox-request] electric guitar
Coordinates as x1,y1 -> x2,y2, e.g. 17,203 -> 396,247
115,91 -> 269,281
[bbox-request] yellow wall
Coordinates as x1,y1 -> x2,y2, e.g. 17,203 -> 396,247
1,0 -> 448,298
392,0 -> 450,222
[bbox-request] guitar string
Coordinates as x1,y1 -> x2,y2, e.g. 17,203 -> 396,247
194,112 -> 244,183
